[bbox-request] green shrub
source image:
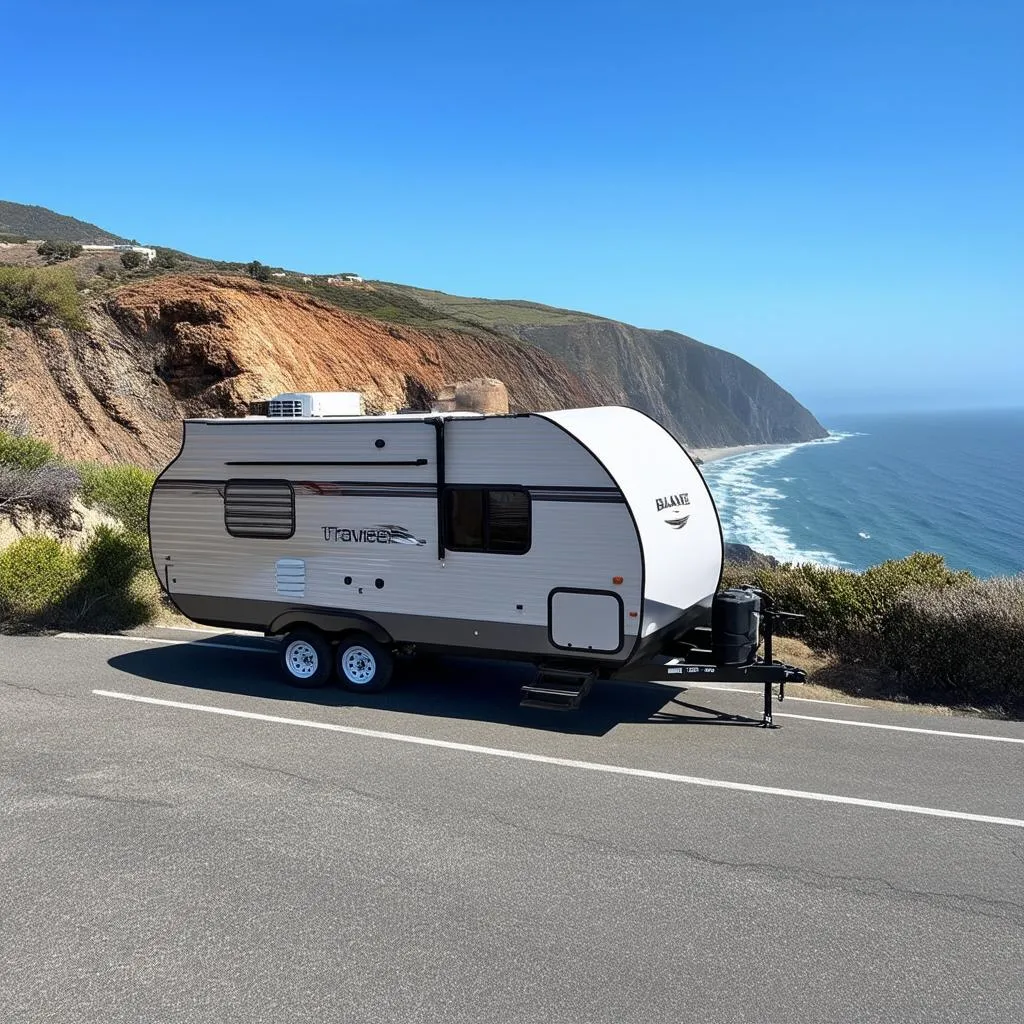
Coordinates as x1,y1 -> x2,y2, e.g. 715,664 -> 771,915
78,462 -> 155,535
57,525 -> 153,630
120,250 -> 144,271
36,240 -> 83,263
0,431 -> 57,471
720,560 -> 862,647
153,247 -> 178,270
721,552 -> 970,658
0,266 -> 88,331
721,552 -> 1024,714
882,577 -> 1024,714
0,527 -> 156,631
0,534 -> 79,620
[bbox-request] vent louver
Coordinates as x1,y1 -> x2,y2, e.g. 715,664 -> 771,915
268,399 -> 304,418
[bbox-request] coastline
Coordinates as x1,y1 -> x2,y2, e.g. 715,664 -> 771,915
689,442 -> 789,465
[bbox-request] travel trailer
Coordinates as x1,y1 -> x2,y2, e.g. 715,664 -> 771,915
149,397 -> 803,722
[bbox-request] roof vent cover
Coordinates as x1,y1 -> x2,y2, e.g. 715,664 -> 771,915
265,392 -> 363,418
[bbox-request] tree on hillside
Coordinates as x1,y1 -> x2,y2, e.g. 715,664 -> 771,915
36,240 -> 82,264
153,248 -> 178,270
246,259 -> 271,282
120,250 -> 144,270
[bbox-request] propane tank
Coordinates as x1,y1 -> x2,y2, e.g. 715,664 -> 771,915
711,588 -> 761,667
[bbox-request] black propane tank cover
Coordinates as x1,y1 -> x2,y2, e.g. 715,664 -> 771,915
711,588 -> 762,667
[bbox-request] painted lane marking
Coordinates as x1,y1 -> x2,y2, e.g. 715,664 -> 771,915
149,624 -> 264,637
674,682 -> 761,695
774,711 -> 1024,745
56,632 -> 274,654
682,682 -> 867,708
783,696 -> 869,708
92,689 -> 1024,830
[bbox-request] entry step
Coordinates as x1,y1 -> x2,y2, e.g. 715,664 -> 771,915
520,666 -> 596,710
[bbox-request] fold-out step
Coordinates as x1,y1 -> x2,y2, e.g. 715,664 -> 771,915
520,666 -> 596,710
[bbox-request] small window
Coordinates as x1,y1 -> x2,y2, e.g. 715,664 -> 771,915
444,488 -> 530,554
224,480 -> 295,539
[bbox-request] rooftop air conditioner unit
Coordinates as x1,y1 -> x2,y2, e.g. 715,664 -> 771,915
265,392 -> 364,418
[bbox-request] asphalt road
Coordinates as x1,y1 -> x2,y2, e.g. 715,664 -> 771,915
1,628 -> 1022,1024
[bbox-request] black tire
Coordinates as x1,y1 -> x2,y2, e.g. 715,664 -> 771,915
335,633 -> 394,693
279,628 -> 333,688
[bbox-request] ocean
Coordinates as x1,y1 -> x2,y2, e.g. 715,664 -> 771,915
700,409 -> 1024,578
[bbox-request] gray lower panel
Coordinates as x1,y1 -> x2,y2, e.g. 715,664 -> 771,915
169,593 -> 633,664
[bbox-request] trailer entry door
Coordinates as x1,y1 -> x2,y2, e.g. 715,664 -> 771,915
548,589 -> 623,654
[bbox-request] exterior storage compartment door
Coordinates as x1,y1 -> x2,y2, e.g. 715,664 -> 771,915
548,589 -> 623,654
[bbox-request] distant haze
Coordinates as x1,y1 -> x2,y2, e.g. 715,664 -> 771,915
803,388 -> 1023,419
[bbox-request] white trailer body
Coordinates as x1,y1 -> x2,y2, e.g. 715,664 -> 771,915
149,406 -> 724,672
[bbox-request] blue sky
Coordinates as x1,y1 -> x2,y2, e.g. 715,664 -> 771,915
3,1 -> 1020,415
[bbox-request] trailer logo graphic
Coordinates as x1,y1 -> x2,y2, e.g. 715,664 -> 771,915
655,492 -> 690,512
321,525 -> 426,546
656,492 -> 690,529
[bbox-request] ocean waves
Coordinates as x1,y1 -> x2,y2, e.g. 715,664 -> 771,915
700,412 -> 1024,577
701,432 -> 859,566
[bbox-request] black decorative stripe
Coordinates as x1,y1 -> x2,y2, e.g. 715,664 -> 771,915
530,488 -> 625,503
225,459 -> 429,467
155,479 -> 625,503
154,479 -> 224,494
294,483 -> 438,498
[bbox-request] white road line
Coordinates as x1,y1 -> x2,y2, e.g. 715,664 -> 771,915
774,711 -> 1024,745
681,681 -> 867,708
56,632 -> 273,654
677,682 -> 761,695
148,624 -> 264,637
92,689 -> 1024,830
783,695 -> 869,708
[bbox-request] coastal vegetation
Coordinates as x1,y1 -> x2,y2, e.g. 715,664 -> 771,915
0,430 -> 158,631
722,555 -> 1024,716
36,239 -> 83,263
0,265 -> 88,331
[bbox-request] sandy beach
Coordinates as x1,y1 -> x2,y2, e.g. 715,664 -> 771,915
688,442 -> 789,465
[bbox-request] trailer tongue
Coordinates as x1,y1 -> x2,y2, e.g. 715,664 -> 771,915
525,587 -> 806,727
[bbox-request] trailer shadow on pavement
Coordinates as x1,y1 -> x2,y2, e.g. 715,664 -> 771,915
107,636 -> 770,738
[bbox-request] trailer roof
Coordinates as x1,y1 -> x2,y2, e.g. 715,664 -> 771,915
186,411 -> 490,424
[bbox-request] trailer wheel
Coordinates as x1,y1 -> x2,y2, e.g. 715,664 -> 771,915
280,629 -> 333,688
336,633 -> 394,693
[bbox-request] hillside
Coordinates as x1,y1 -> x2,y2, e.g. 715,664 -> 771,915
0,200 -> 128,244
0,199 -> 827,451
393,287 -> 826,447
0,275 -> 605,464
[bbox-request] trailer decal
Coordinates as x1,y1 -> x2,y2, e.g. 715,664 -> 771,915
655,492 -> 690,512
321,525 -> 426,546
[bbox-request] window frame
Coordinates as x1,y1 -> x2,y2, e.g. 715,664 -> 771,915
443,485 -> 532,556
223,478 -> 296,540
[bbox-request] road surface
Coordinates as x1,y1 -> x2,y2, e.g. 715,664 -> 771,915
1,628 -> 1022,1023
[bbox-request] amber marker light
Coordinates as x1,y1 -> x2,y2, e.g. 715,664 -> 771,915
612,576 -> 624,585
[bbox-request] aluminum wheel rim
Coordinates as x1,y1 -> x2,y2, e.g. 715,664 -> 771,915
341,645 -> 376,685
285,640 -> 319,679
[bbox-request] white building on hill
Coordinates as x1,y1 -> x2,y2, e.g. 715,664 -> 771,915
81,244 -> 157,263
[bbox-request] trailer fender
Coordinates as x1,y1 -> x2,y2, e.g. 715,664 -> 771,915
267,609 -> 393,646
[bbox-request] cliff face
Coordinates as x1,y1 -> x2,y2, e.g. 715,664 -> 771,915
506,320 -> 827,447
390,287 -> 828,448
0,275 -> 607,465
